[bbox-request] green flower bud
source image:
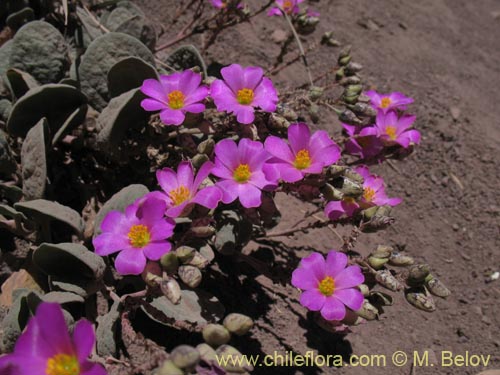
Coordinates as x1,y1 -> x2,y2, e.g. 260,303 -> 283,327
160,252 -> 179,274
268,113 -> 290,130
367,256 -> 389,270
321,32 -> 340,47
339,109 -> 363,125
184,251 -> 209,269
309,103 -> 320,123
407,264 -> 431,286
308,86 -> 324,101
156,360 -> 183,375
326,165 -> 348,178
355,300 -> 379,320
425,275 -> 451,298
216,345 -> 254,373
175,246 -> 196,263
192,153 -> 209,169
343,94 -> 359,104
345,84 -> 363,96
388,251 -> 415,267
178,266 -> 202,288
339,76 -> 361,86
223,313 -> 254,336
196,343 -> 217,363
348,102 -> 377,117
197,138 -> 215,155
335,67 -> 345,80
339,177 -> 364,198
338,55 -> 352,66
202,324 -> 231,347
375,270 -> 403,291
160,278 -> 182,305
321,183 -> 344,201
339,45 -> 352,59
346,62 -> 363,75
372,245 -> 393,259
405,288 -> 436,312
369,291 -> 394,306
170,345 -> 200,370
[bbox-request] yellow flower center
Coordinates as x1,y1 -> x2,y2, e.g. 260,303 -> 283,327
318,276 -> 335,296
363,187 -> 376,202
294,149 -> 312,170
128,224 -> 151,248
233,164 -> 251,183
169,185 -> 191,206
236,88 -> 254,105
46,354 -> 80,375
168,90 -> 185,109
380,97 -> 391,109
385,126 -> 397,140
283,0 -> 293,13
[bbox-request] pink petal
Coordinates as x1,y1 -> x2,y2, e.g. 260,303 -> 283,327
220,64 -> 244,92
157,167 -> 179,195
214,139 -> 239,171
238,138 -> 264,166
139,197 -> 167,227
192,186 -> 222,209
159,108 -> 185,126
193,161 -> 214,189
14,318 -> 53,359
288,122 -> 311,154
299,289 -> 326,311
300,252 -> 326,282
179,70 -> 202,95
185,86 -> 209,105
114,248 -> 147,275
243,66 -> 264,90
210,80 -> 238,112
325,251 -> 348,278
335,265 -> 364,290
320,296 -> 346,321
141,79 -> 166,102
237,183 -> 262,208
176,161 -> 195,189
252,78 -> 278,112
100,211 -> 126,233
324,201 -> 346,221
291,267 -> 319,290
160,73 -> 181,92
277,163 -> 304,183
93,232 -> 129,256
264,136 -> 294,163
235,106 -> 255,124
183,103 -> 205,113
36,303 -> 72,354
215,179 -> 240,204
72,320 -> 95,362
166,202 -> 190,218
333,288 -> 364,311
141,98 -> 166,111
143,242 -> 171,261
150,219 -> 175,240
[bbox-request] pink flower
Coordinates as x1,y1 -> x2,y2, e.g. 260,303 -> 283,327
140,70 -> 209,126
268,0 -> 304,16
342,123 -> 384,159
324,165 -> 401,220
292,251 -> 364,321
150,161 -> 222,218
371,111 -> 421,148
93,197 -> 175,275
212,138 -> 278,208
210,0 -> 243,9
365,90 -> 414,114
264,122 -> 340,183
0,302 -> 105,375
210,64 -> 278,124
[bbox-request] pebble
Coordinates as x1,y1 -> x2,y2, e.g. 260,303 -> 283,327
271,29 -> 288,44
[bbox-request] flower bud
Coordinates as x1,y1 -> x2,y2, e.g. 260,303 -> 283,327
335,67 -> 345,80
339,109 -> 363,125
348,102 -> 378,117
372,245 -> 393,259
160,278 -> 182,305
223,313 -> 254,336
308,86 -> 324,101
345,84 -> 363,96
425,275 -> 451,298
388,251 -> 415,267
314,313 -> 354,334
197,138 -> 215,155
339,75 -> 361,86
367,256 -> 389,270
343,94 -> 359,104
321,31 -> 340,47
405,288 -> 436,312
160,252 -> 179,274
175,246 -> 195,263
326,165 -> 348,178
295,14 -> 320,35
156,360 -> 183,375
355,299 -> 378,320
339,177 -> 364,198
346,62 -> 363,75
184,251 -> 210,269
216,345 -> 254,373
339,45 -> 352,59
407,264 -> 430,286
375,270 -> 403,291
196,343 -> 217,363
268,113 -> 290,130
343,169 -> 364,184
178,265 -> 202,288
202,324 -> 231,347
338,55 -> 352,66
192,153 -> 209,169
170,345 -> 200,370
321,183 -> 344,201
369,291 -> 393,306
309,103 -> 320,123
358,284 -> 370,296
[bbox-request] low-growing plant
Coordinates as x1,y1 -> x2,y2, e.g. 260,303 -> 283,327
0,1 -> 448,374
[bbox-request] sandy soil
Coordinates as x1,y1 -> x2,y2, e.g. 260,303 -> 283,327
125,0 -> 500,373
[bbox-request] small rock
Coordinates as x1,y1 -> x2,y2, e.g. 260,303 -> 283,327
450,106 -> 461,121
452,224 -> 459,231
357,18 -> 380,31
271,29 -> 288,44
398,22 -> 408,30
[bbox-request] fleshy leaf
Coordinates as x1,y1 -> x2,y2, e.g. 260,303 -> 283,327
5,68 -> 39,99
108,57 -> 158,98
78,32 -> 155,110
20,118 -> 49,200
52,104 -> 88,145
166,45 -> 207,77
6,84 -> 87,137
96,300 -> 121,356
33,242 -> 106,280
9,21 -> 69,84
